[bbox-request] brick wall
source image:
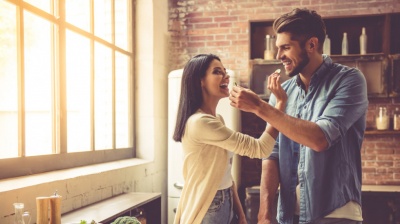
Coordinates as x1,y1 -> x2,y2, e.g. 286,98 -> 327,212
168,0 -> 400,187
363,98 -> 400,185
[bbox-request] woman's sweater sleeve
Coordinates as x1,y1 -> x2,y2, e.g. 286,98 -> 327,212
186,113 -> 276,159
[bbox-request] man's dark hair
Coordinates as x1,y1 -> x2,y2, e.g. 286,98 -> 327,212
273,8 -> 326,52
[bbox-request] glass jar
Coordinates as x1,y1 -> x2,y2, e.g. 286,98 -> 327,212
376,107 -> 389,130
13,203 -> 30,224
394,107 -> 400,131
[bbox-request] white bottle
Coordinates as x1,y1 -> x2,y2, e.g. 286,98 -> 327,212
342,32 -> 348,55
271,35 -> 277,58
323,35 -> 331,55
360,27 -> 367,55
394,107 -> 400,131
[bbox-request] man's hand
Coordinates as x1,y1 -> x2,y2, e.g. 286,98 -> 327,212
268,73 -> 287,106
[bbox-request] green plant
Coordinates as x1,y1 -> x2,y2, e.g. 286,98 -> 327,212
111,216 -> 141,224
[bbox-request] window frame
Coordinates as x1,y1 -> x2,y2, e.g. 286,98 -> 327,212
0,0 -> 135,180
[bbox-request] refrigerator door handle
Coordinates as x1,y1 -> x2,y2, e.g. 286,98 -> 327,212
174,182 -> 184,189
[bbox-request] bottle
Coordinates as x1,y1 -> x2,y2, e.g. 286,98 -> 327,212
394,107 -> 400,131
271,35 -> 277,58
264,35 -> 274,60
13,203 -> 31,224
376,107 -> 389,130
342,32 -> 348,55
360,27 -> 367,55
323,34 -> 331,55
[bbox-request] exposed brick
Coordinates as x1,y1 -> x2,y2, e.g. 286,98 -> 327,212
365,149 -> 394,155
376,142 -> 399,149
362,167 -> 376,173
206,40 -> 231,47
378,180 -> 400,185
362,179 -> 376,185
187,29 -> 206,35
365,173 -> 393,180
376,168 -> 388,173
364,161 -> 393,168
203,11 -> 230,17
189,35 -> 214,41
189,17 -> 213,23
214,16 -> 238,22
195,23 -> 219,29
187,42 -> 205,47
388,167 -> 400,173
361,154 -> 376,160
220,22 -> 233,28
206,28 -> 232,35
376,155 -> 397,161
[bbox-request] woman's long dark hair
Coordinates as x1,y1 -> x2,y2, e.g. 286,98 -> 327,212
173,54 -> 221,142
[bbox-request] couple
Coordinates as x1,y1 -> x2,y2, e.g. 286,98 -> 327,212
172,8 -> 368,224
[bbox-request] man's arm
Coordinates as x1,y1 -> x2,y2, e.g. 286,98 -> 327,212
229,88 -> 328,151
231,181 -> 248,224
258,159 -> 279,224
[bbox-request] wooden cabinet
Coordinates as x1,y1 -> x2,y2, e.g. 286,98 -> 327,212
61,192 -> 161,224
249,13 -> 400,98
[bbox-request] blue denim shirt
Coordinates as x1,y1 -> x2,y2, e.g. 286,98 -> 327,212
268,55 -> 368,224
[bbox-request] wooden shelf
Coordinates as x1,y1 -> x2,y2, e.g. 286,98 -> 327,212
365,130 -> 400,135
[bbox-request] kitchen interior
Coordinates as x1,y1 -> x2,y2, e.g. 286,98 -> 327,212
1,0 -> 400,224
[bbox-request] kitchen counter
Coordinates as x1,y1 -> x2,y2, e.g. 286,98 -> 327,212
61,192 -> 161,224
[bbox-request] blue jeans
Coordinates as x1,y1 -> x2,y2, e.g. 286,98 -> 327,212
201,187 -> 233,224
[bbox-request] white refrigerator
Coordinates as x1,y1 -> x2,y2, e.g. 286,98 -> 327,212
167,69 -> 241,223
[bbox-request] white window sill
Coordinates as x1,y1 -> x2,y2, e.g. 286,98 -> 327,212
0,158 -> 151,193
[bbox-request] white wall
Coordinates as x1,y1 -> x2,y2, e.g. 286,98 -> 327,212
0,0 -> 170,223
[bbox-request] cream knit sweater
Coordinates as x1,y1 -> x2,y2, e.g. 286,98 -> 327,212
174,110 -> 276,224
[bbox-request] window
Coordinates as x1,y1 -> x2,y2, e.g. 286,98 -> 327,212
0,0 -> 134,179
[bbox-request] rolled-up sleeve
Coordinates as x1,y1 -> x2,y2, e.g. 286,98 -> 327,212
315,68 -> 368,148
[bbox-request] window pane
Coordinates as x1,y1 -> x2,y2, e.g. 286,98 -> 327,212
24,11 -> 53,156
0,1 -> 18,158
115,0 -> 129,50
66,30 -> 91,152
94,42 -> 112,150
66,0 -> 90,32
24,0 -> 52,14
94,0 -> 112,42
115,52 -> 130,148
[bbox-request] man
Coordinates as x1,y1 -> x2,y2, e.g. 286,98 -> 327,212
229,8 -> 368,224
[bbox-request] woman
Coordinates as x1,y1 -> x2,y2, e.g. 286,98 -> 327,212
173,54 -> 286,224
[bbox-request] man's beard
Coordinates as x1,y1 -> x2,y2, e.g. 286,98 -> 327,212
288,49 -> 310,77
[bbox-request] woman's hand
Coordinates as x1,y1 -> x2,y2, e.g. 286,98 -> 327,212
267,72 -> 287,111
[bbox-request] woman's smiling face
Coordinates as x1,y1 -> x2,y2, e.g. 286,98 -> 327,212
201,59 -> 230,99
